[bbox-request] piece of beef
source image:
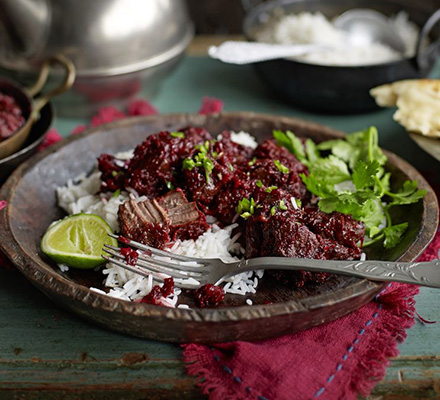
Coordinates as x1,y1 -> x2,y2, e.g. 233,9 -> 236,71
245,211 -> 362,287
124,128 -> 212,198
300,209 -> 365,249
119,190 -> 208,248
158,189 -> 209,241
217,130 -> 253,169
183,142 -> 235,211
118,199 -> 170,248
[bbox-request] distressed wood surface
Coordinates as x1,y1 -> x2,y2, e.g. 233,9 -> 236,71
1,47 -> 439,398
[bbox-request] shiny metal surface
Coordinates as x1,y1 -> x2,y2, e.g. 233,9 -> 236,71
0,0 -> 194,116
334,8 -> 407,53
0,0 -> 192,75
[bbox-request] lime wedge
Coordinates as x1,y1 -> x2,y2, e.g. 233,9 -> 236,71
41,213 -> 117,269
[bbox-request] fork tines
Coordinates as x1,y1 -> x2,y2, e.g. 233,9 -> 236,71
102,234 -> 205,288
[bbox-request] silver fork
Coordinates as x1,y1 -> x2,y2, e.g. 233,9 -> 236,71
102,234 -> 440,290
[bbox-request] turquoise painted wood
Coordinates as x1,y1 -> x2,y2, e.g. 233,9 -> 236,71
1,56 -> 439,399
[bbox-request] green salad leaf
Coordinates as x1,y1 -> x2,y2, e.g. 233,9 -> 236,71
274,127 -> 427,249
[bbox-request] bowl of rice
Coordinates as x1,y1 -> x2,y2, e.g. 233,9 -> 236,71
0,112 -> 437,343
243,0 -> 440,113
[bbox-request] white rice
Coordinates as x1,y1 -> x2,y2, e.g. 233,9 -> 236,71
230,131 -> 258,149
254,11 -> 420,66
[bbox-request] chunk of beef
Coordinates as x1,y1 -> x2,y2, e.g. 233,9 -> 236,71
124,128 -> 212,197
118,199 -> 170,248
300,209 -> 365,249
217,130 -> 253,168
118,190 -> 208,248
98,154 -> 128,192
183,142 -> 234,211
245,211 -> 362,287
158,189 -> 209,241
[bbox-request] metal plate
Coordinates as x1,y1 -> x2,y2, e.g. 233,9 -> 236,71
0,112 -> 437,343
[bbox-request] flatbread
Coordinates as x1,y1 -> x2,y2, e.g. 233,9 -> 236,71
370,79 -> 440,138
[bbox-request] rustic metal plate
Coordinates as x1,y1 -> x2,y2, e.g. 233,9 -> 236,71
0,112 -> 437,343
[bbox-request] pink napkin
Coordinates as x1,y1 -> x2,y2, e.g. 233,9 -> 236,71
1,96 -> 438,400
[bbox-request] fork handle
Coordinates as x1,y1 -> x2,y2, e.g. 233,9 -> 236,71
236,258 -> 440,288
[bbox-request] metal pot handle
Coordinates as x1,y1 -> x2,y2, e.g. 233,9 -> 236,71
25,54 -> 76,119
416,9 -> 440,71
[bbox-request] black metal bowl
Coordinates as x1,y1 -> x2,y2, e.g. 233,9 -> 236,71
243,0 -> 440,113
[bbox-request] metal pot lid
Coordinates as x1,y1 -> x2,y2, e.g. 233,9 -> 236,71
0,0 -> 194,76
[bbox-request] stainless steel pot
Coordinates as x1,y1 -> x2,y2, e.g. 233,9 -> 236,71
0,0 -> 194,117
243,0 -> 440,113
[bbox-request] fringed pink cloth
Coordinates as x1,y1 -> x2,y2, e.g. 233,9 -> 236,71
1,96 -> 439,400
183,283 -> 420,400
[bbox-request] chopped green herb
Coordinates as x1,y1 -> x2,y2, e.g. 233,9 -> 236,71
111,189 -> 121,198
273,130 -> 306,163
228,163 -> 234,171
170,131 -> 185,139
270,205 -> 277,216
265,186 -> 277,193
279,200 -> 287,211
182,158 -> 196,170
236,197 -> 258,219
273,159 -> 289,174
165,181 -> 175,190
203,157 -> 214,183
256,180 -> 263,188
248,157 -> 257,166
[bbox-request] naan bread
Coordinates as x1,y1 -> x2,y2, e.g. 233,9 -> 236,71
370,79 -> 440,138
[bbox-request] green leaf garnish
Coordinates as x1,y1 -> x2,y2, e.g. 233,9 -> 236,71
279,200 -> 287,211
182,158 -> 196,170
170,131 -> 185,139
248,157 -> 257,166
236,197 -> 258,219
273,160 -> 289,174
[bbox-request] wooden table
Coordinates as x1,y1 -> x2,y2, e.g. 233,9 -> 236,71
1,37 -> 439,399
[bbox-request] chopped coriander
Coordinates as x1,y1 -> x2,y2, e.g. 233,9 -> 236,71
111,189 -> 121,198
265,186 -> 277,193
270,205 -> 277,216
248,157 -> 257,166
203,157 -> 214,183
228,163 -> 234,171
236,197 -> 258,219
279,200 -> 287,211
273,130 -> 306,163
182,158 -> 196,170
165,181 -> 175,190
256,180 -> 263,188
274,159 -> 289,174
170,131 -> 185,139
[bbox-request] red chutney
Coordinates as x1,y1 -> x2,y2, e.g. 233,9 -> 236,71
99,127 -> 366,299
0,92 -> 25,142
140,277 -> 174,305
194,284 -> 225,308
